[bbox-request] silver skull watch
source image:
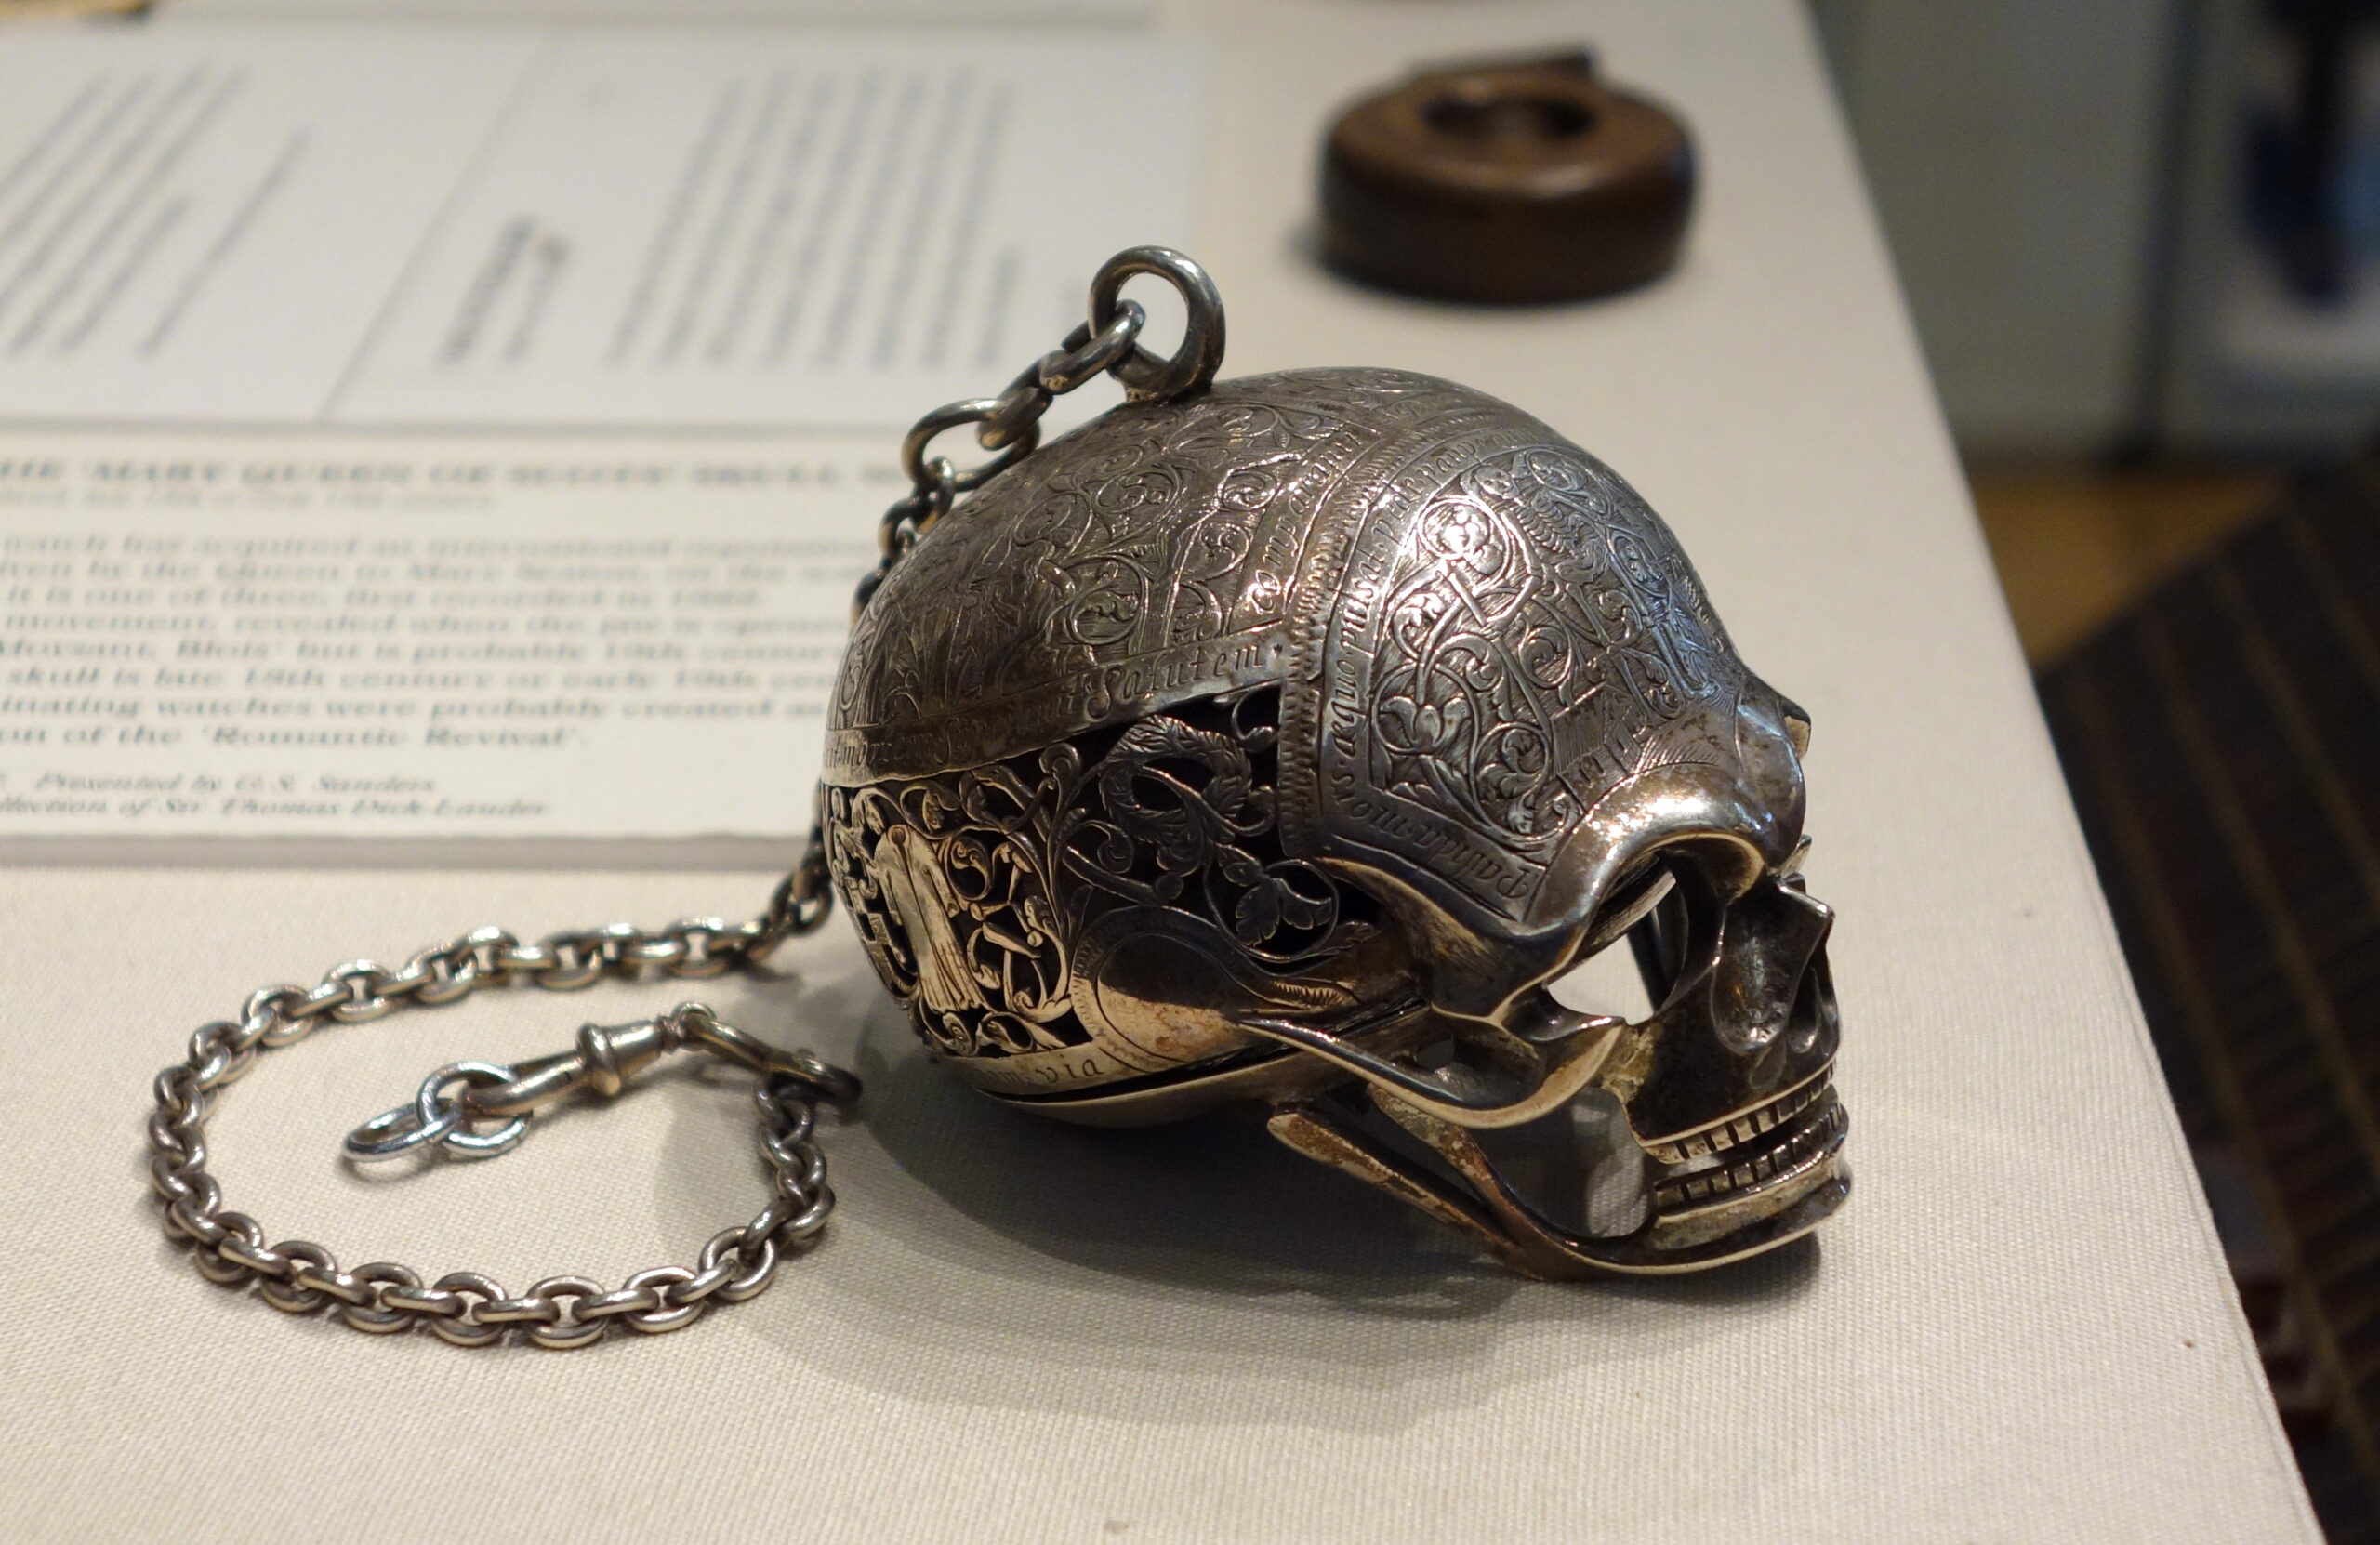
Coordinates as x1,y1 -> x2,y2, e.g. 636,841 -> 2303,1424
146,247 -> 1848,1345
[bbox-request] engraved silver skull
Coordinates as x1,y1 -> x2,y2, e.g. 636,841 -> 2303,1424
821,250 -> 1844,1277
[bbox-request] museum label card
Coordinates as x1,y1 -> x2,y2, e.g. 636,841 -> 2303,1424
0,429 -> 882,845
0,21 -> 1200,428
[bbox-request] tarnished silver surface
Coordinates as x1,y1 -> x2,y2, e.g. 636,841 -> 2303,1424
826,246 -> 1847,1276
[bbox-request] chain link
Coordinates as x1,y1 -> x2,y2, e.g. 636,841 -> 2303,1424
851,244 -> 1224,618
146,831 -> 849,1349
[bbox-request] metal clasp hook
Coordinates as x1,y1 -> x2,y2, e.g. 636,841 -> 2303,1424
343,1002 -> 859,1164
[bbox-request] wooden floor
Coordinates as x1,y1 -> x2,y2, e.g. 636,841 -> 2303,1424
2032,450 -> 2380,1542
1970,467 -> 2285,666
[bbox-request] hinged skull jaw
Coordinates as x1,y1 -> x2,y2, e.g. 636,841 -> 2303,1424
1243,739 -> 1848,1277
1326,888 -> 1846,1278
1269,1060 -> 1848,1279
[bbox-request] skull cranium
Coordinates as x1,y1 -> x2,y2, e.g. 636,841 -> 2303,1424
822,365 -> 1845,1276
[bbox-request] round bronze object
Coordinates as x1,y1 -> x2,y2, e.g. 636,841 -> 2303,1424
1319,51 -> 1695,304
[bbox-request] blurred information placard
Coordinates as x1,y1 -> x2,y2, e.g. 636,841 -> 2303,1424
0,22 -> 1199,427
186,0 -> 1147,20
0,429 -> 883,841
0,17 -> 1198,845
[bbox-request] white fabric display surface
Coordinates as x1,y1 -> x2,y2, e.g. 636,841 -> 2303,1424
0,1 -> 2322,1539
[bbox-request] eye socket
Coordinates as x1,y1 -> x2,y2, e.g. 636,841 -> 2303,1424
1564,836 -> 1772,1020
1601,839 -> 1763,1012
1554,852 -> 1678,1024
1577,851 -> 1672,957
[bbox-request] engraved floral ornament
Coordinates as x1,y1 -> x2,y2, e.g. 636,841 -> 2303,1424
824,281 -> 1845,1278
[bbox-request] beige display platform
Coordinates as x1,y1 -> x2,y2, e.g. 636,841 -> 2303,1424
0,1 -> 2322,1539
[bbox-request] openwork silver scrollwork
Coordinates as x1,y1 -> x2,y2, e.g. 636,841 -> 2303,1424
825,687 -> 1400,1093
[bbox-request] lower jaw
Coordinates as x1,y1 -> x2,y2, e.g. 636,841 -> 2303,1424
1644,1139 -> 1849,1261
1563,1092 -> 1850,1273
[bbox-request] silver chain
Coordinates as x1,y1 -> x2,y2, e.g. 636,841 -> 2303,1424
146,247 -> 1223,1350
146,830 -> 852,1349
852,244 -> 1224,615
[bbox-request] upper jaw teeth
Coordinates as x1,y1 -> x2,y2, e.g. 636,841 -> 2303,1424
1649,1086 -> 1843,1213
1642,1068 -> 1831,1167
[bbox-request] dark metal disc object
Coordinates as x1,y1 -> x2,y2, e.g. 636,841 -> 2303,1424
1319,50 -> 1695,304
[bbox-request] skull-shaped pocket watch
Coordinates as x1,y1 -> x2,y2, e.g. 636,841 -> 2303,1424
822,247 -> 1845,1278
147,248 -> 1845,1346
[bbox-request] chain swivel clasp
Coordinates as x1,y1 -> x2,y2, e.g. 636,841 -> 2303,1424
343,1002 -> 859,1165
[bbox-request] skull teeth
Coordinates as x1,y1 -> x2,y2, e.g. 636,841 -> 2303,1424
1651,1089 -> 1842,1213
1644,1074 -> 1831,1167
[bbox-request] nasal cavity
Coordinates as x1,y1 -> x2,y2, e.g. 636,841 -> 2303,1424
1709,881 -> 1831,1053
